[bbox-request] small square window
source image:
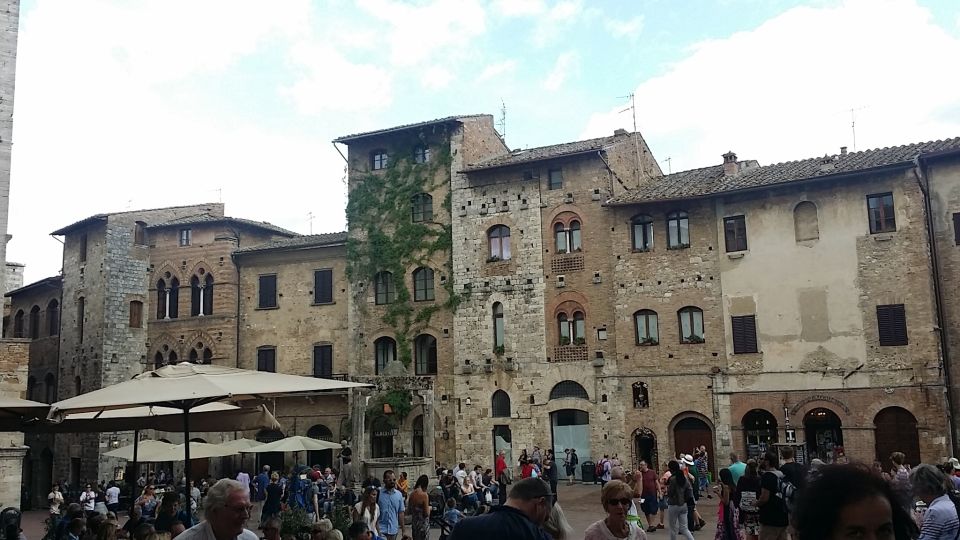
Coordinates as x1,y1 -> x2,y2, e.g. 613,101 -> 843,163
179,228 -> 192,246
372,151 -> 389,170
867,193 -> 896,234
724,215 -> 748,252
548,169 -> 563,190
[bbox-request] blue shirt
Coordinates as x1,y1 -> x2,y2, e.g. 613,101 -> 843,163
449,505 -> 549,540
377,488 -> 405,535
728,461 -> 746,486
444,509 -> 464,526
920,494 -> 960,540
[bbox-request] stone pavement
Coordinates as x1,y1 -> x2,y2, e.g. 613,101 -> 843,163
18,483 -> 720,539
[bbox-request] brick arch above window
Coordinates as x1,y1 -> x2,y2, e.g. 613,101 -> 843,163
151,262 -> 183,282
553,299 -> 587,319
550,210 -> 583,228
187,260 -> 219,282
550,291 -> 590,318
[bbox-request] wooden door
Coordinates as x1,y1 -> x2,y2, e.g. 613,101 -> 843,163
673,417 -> 715,474
875,407 -> 920,470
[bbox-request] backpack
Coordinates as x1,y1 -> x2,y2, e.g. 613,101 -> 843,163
596,459 -> 607,478
772,470 -> 797,513
570,453 -> 578,467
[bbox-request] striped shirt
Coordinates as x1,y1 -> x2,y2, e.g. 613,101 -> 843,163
920,494 -> 960,540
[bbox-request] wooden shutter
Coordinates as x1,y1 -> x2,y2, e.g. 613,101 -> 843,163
257,348 -> 276,372
877,305 -> 908,346
731,315 -> 758,354
259,275 -> 277,308
129,301 -> 143,328
953,213 -> 960,245
314,345 -> 333,377
315,270 -> 333,304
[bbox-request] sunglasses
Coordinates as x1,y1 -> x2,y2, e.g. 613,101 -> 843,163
606,498 -> 632,507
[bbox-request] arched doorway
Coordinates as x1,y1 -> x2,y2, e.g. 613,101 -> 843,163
673,415 -> 714,473
804,408 -> 843,462
189,438 -> 209,482
875,407 -> 920,470
255,430 -> 285,473
632,428 -> 657,470
306,425 -> 334,468
550,409 -> 590,480
492,425 -> 513,471
371,416 -> 395,458
742,409 -> 778,460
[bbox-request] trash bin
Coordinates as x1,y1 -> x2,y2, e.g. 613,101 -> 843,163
581,461 -> 596,484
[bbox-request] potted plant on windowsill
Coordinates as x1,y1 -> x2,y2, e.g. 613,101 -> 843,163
556,248 -> 567,254
683,335 -> 705,344
486,255 -> 501,263
494,345 -> 505,356
573,337 -> 586,346
559,336 -> 571,346
573,247 -> 582,253
640,337 -> 659,346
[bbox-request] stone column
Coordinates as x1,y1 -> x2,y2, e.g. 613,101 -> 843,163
420,390 -> 435,460
0,445 -> 28,509
351,388 -> 369,489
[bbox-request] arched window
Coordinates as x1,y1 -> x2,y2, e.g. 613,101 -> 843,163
157,278 -> 179,319
411,193 -> 433,223
634,310 -> 659,345
493,303 -> 505,349
413,267 -> 435,302
190,276 -> 201,316
47,299 -> 59,337
12,309 -> 23,338
190,271 -> 214,316
678,306 -> 705,343
168,351 -> 178,364
154,352 -> 164,369
374,271 -> 396,305
631,215 -> 654,251
573,311 -> 585,342
188,342 -> 212,364
549,381 -> 589,400
743,409 -> 778,458
557,306 -> 586,346
44,373 -> 56,403
632,382 -> 649,408
414,145 -> 431,164
414,334 -> 437,375
557,313 -> 569,345
27,376 -> 36,401
492,390 -> 511,418
203,348 -> 213,363
794,201 -> 819,242
156,279 -> 167,319
553,220 -> 582,253
667,210 -> 690,248
29,305 -> 40,339
488,225 -> 512,261
375,337 -> 396,375
169,278 -> 179,318
204,274 -> 214,315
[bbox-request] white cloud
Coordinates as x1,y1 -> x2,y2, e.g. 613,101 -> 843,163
491,0 -> 546,17
605,15 -> 644,40
582,0 -> 960,173
544,52 -> 579,91
477,60 -> 518,82
532,0 -> 584,47
281,43 -> 393,114
421,66 -> 454,90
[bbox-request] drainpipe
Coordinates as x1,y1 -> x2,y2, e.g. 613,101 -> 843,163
912,155 -> 958,455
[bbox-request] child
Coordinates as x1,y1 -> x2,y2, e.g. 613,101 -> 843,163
441,498 -> 464,540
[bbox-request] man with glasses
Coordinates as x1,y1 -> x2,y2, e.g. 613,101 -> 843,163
177,479 -> 258,540
449,477 -> 552,540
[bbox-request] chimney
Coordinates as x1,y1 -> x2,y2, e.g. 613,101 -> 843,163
722,151 -> 738,176
614,128 -> 628,137
840,146 -> 847,155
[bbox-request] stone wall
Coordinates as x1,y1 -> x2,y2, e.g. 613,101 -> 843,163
0,338 -> 29,509
0,0 -> 19,301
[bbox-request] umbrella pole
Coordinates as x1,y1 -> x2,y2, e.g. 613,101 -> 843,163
132,430 -> 140,506
183,408 -> 192,527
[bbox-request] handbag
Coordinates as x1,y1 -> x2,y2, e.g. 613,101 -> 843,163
484,491 -> 493,504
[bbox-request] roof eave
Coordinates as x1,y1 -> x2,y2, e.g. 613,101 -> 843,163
50,216 -> 108,236
460,147 -> 604,174
604,161 -> 915,207
233,241 -> 348,258
5,276 -> 62,298
333,117 -> 467,144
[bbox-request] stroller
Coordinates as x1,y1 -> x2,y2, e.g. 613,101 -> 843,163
429,487 -> 455,540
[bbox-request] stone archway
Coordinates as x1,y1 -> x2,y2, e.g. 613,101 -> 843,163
804,407 -> 843,462
631,427 -> 657,470
875,407 -> 920,470
671,413 -> 715,474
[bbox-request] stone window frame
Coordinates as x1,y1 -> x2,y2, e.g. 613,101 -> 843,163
412,267 -> 435,302
374,336 -> 397,375
678,306 -> 705,344
487,225 -> 512,262
371,149 -> 389,170
632,382 -> 650,408
411,193 -> 434,223
413,333 -> 438,376
491,390 -> 511,417
374,271 -> 397,305
631,214 -> 655,252
867,192 -> 896,234
556,307 -> 586,346
178,228 -> 192,247
552,213 -> 582,254
492,302 -> 505,349
633,309 -> 659,346
666,210 -> 690,249
723,215 -> 748,252
156,276 -> 181,319
190,270 -> 215,316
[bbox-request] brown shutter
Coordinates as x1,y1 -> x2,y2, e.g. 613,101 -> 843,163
877,305 -> 908,346
315,270 -> 333,304
259,275 -> 277,308
731,315 -> 758,354
953,213 -> 960,245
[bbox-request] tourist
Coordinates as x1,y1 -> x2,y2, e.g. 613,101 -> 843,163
637,461 -> 659,533
254,466 -> 269,503
67,518 -> 86,540
599,455 -> 613,487
106,482 -> 121,514
154,493 -> 180,533
531,447 -> 542,464
448,478 -> 551,539
120,506 -> 146,540
543,502 -> 573,540
517,449 -> 529,467
396,472 -> 409,498
352,487 -> 380,538
262,473 -> 282,525
912,464 -> 959,539
376,470 -> 406,540
135,485 -> 159,522
779,446 -> 805,490
714,468 -> 741,540
176,479 -> 258,540
346,521 -> 371,540
543,457 -> 559,504
454,463 -> 467,488
407,475 -> 431,540
792,463 -> 917,540
665,460 -> 695,540
80,484 -> 98,519
481,468 -> 499,504
460,476 -> 479,513
565,449 -> 578,486
261,517 -> 281,540
735,459 -> 761,540
168,522 -> 185,540
584,479 -> 647,540
519,459 -> 535,480
50,483 -> 65,522
728,453 -> 746,486
757,451 -> 789,540
444,497 -> 465,531
97,519 -> 118,540
890,452 -> 911,486
235,470 -> 251,497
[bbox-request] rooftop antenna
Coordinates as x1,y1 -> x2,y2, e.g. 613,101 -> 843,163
849,106 -> 867,152
618,92 -> 646,186
213,188 -> 222,203
664,157 -> 672,175
496,99 -> 507,140
307,212 -> 314,234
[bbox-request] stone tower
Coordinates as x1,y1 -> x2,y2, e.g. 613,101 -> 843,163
0,0 -> 18,296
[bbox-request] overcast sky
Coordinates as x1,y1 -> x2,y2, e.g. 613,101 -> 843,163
8,0 -> 960,283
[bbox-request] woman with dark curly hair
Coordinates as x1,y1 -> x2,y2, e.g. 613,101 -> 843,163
793,463 -> 918,540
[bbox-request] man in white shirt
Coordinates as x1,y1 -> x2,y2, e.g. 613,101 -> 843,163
177,479 -> 259,540
105,482 -> 121,513
454,463 -> 467,488
79,484 -> 96,517
235,471 -> 250,495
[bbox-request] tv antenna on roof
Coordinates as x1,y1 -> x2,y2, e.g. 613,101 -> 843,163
848,106 -> 867,152
618,92 -> 646,186
497,99 -> 507,140
307,212 -> 314,234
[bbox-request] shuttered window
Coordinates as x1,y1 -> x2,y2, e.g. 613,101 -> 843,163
257,347 -> 276,372
731,315 -> 758,354
314,270 -> 333,304
724,215 -> 748,252
953,213 -> 960,245
258,274 -> 277,308
313,345 -> 333,378
877,304 -> 908,346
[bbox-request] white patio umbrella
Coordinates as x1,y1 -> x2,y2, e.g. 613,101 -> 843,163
0,396 -> 50,430
239,435 -> 342,453
105,439 -> 177,460
219,438 -> 264,451
48,362 -> 371,519
135,441 -> 239,462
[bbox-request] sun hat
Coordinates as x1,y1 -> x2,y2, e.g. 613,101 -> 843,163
681,454 -> 695,466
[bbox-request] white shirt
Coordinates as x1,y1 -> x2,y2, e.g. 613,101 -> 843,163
353,501 -> 381,535
236,472 -> 250,490
454,468 -> 467,487
177,520 -> 259,540
79,490 -> 96,511
584,520 -> 648,540
106,486 -> 120,505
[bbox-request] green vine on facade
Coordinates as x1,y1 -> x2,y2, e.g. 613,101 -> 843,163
345,145 -> 460,367
365,389 -> 414,426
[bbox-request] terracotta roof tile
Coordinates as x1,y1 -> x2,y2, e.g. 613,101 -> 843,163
463,134 -> 625,172
233,232 -> 348,255
333,115 -> 488,143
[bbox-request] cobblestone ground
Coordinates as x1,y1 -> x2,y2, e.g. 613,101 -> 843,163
19,483 -> 721,539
